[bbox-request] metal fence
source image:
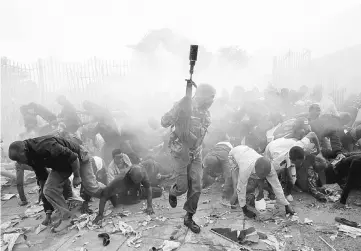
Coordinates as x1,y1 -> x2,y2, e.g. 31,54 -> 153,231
272,50 -> 346,108
1,57 -> 131,142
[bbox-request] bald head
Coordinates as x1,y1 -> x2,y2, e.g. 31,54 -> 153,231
195,84 -> 216,98
194,83 -> 216,110
129,165 -> 144,184
254,157 -> 272,179
8,141 -> 27,163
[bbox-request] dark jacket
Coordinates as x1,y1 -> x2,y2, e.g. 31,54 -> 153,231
310,114 -> 343,158
24,135 -> 82,181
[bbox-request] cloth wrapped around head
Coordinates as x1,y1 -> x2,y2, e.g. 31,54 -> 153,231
194,83 -> 216,110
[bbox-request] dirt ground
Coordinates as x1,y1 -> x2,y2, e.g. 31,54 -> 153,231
1,180 -> 361,251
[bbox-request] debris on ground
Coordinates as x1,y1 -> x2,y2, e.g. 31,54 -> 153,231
255,198 -> 267,212
71,233 -> 84,243
300,247 -> 314,251
126,232 -> 142,248
113,221 -> 136,236
324,184 -> 342,202
304,218 -> 313,225
1,220 -> 19,231
319,236 -> 336,251
104,209 -> 112,217
335,217 -> 360,228
151,240 -> 180,251
155,216 -> 167,222
238,227 -> 259,244
35,224 -> 47,234
27,186 -> 39,194
210,227 -> 258,250
2,227 -> 32,235
338,224 -> 361,238
1,233 -> 21,251
139,215 -> 152,226
1,193 -> 16,201
144,225 -> 159,231
70,214 -> 100,231
202,199 -> 211,204
330,231 -> 338,241
98,233 -> 110,246
24,204 -> 43,217
170,225 -> 187,240
261,234 -> 285,251
202,211 -> 229,227
289,215 -> 300,223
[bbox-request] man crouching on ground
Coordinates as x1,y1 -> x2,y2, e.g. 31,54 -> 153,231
8,135 -> 83,231
93,164 -> 156,224
228,145 -> 295,218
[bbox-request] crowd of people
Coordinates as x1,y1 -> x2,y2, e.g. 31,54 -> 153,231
3,82 -> 361,234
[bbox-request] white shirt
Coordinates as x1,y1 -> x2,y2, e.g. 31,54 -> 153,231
216,141 -> 233,149
265,138 -> 304,172
93,156 -> 104,172
229,145 -> 289,208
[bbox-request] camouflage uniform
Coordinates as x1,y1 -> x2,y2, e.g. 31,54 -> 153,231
307,167 -> 327,201
161,100 -> 211,214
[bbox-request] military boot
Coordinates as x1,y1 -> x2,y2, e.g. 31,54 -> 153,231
184,212 -> 200,234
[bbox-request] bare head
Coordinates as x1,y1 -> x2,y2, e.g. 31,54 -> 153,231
194,83 -> 216,110
112,149 -> 125,167
254,157 -> 272,179
289,146 -> 305,169
129,165 -> 143,184
8,141 -> 27,164
292,117 -> 311,140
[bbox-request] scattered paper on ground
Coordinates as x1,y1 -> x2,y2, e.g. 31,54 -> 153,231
1,221 -> 19,231
1,193 -> 16,201
70,214 -> 100,231
304,218 -> 313,225
155,240 -> 181,251
2,233 -> 21,251
24,205 -> 44,217
35,224 -> 47,234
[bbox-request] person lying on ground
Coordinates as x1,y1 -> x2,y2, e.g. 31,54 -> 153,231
291,146 -> 329,202
202,141 -> 233,199
228,145 -> 295,219
324,154 -> 361,209
93,164 -> 160,224
8,136 -> 81,229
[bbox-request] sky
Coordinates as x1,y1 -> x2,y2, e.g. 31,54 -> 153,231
0,0 -> 360,62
